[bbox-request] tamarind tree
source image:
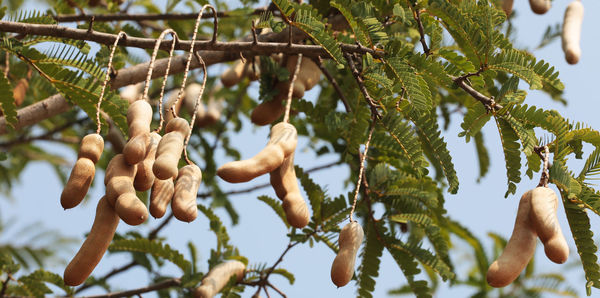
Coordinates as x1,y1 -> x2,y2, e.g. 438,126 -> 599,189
0,0 -> 597,297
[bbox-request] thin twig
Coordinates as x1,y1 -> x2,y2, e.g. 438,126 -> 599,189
184,55 -> 207,165
283,54 -> 302,123
535,145 -> 550,187
409,2 -> 431,56
81,278 -> 181,298
197,160 -> 342,198
75,261 -> 138,294
0,274 -> 12,297
315,56 -> 351,113
452,75 -> 503,111
343,53 -> 381,119
96,32 -> 126,134
0,117 -> 87,148
349,120 -> 375,222
4,51 -> 9,78
267,282 -> 287,298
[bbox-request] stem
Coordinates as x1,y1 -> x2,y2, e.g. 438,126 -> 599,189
75,261 -> 138,294
349,120 -> 375,222
410,3 -> 431,56
452,75 -> 502,111
343,53 -> 381,119
283,54 -> 302,123
81,278 -> 181,298
0,117 -> 87,148
0,274 -> 11,297
314,56 -> 351,113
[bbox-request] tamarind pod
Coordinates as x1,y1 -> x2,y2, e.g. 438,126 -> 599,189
120,83 -> 143,104
164,91 -> 185,124
183,83 -> 206,120
217,123 -> 297,183
172,164 -> 202,222
104,154 -> 136,185
114,192 -> 148,225
106,176 -> 137,206
126,100 -> 153,138
153,118 -> 191,180
12,78 -> 28,107
286,56 -> 321,95
331,222 -> 364,287
502,0 -> 514,16
64,196 -> 119,286
60,158 -> 96,209
196,98 -> 222,127
270,153 -> 310,228
123,132 -> 151,165
220,60 -> 247,88
562,0 -> 584,65
78,133 -> 104,163
529,0 -> 551,14
107,121 -> 126,153
530,187 -> 569,264
134,132 -> 161,191
250,94 -> 286,126
193,261 -> 246,298
486,190 -> 537,288
150,177 -> 174,218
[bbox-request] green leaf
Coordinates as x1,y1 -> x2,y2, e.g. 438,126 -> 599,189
494,117 -> 521,197
296,166 -> 324,224
271,268 -> 295,285
473,132 -> 490,181
109,238 -> 191,272
0,75 -> 17,129
257,195 -> 290,228
385,57 -> 433,112
357,221 -> 384,298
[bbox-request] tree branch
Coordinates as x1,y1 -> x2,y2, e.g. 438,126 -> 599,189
0,21 -> 378,57
343,53 -> 381,119
81,278 -> 181,298
409,3 -> 431,56
452,75 -> 502,111
74,260 -> 138,294
0,94 -> 70,135
53,8 -> 270,23
0,117 -> 87,148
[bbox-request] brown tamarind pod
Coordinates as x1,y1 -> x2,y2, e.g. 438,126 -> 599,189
330,221 -> 364,287
562,0 -> 584,65
63,196 -> 119,286
250,93 -> 286,126
120,83 -> 143,104
196,98 -> 222,127
134,132 -> 161,191
114,192 -> 148,226
172,164 -> 202,222
78,133 -> 104,163
270,153 -> 309,228
104,154 -> 137,206
245,57 -> 260,81
150,177 -> 174,218
153,118 -> 191,180
60,134 -> 104,209
530,187 -> 569,264
217,122 -> 297,183
193,261 -> 246,298
285,55 -> 321,97
529,0 -> 551,14
220,60 -> 247,88
123,132 -> 152,165
487,190 -> 537,288
126,100 -> 153,138
12,78 -> 29,107
183,83 -> 206,120
502,0 -> 514,16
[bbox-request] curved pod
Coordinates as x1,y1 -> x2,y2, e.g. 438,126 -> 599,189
530,187 -> 569,264
487,190 -> 537,287
134,132 -> 161,191
172,164 -> 202,222
562,0 -> 584,65
115,192 -> 148,225
217,122 -> 297,183
63,196 -> 119,286
153,118 -> 191,180
331,221 -> 364,287
61,134 -> 104,209
270,153 -> 310,228
193,261 -> 245,298
126,100 -> 153,138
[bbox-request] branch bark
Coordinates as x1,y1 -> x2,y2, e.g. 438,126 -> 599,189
53,8 -> 269,23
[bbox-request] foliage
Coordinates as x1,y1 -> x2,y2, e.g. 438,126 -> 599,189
0,0 -> 599,297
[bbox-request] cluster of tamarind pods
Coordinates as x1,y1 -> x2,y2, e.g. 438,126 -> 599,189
502,0 -> 584,65
57,51 -> 360,295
